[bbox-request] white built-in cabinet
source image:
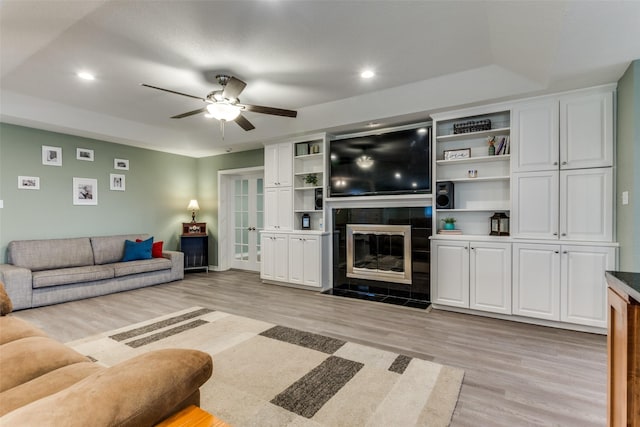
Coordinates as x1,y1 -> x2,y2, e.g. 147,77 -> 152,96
511,88 -> 613,173
513,243 -> 616,328
512,167 -> 613,241
432,240 -> 511,315
264,187 -> 292,230
432,84 -> 617,332
264,143 -> 292,187
261,233 -> 289,282
261,134 -> 329,289
288,234 -> 321,287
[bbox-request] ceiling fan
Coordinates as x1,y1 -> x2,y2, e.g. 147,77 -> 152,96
141,75 -> 297,131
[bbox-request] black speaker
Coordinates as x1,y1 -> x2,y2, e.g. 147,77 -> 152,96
315,188 -> 323,210
435,181 -> 454,209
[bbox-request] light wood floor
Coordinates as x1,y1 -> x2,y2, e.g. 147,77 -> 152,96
12,270 -> 607,426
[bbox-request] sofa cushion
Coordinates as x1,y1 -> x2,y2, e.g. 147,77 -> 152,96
91,234 -> 150,265
0,362 -> 103,416
112,258 -> 172,278
0,336 -> 89,392
137,239 -> 164,258
31,265 -> 115,289
8,238 -> 94,272
122,237 -> 153,262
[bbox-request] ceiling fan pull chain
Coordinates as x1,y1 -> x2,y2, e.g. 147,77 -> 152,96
220,120 -> 225,140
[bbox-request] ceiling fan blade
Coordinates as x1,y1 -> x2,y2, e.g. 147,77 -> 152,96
171,107 -> 207,119
141,83 -> 206,101
240,104 -> 297,118
234,114 -> 256,131
222,77 -> 247,100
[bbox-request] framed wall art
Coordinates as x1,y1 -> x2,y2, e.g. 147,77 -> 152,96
110,173 -> 125,191
443,148 -> 471,161
18,176 -> 40,190
72,177 -> 98,205
42,146 -> 62,166
76,148 -> 94,161
114,158 -> 129,170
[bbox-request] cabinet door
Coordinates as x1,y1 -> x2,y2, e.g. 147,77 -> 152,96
432,241 -> 469,308
288,236 -> 304,285
560,91 -> 613,169
264,143 -> 293,187
302,235 -> 320,287
512,243 -> 561,321
273,234 -> 289,282
264,187 -> 292,230
261,233 -> 275,280
511,171 -> 559,239
277,187 -> 293,231
470,242 -> 512,315
561,245 -> 615,328
277,143 -> 293,187
511,98 -> 559,172
560,168 -> 613,242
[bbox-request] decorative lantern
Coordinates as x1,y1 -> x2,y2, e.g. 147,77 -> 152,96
490,212 -> 510,236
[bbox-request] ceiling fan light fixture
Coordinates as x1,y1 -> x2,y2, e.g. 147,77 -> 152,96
206,103 -> 241,121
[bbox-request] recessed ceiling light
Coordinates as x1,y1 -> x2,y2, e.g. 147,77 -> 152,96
77,71 -> 95,81
360,69 -> 375,79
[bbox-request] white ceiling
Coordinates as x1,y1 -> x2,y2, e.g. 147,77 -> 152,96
1,0 -> 639,157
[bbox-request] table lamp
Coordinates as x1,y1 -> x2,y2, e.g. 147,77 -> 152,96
187,199 -> 200,223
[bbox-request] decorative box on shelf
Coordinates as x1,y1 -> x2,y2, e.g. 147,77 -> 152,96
182,222 -> 206,235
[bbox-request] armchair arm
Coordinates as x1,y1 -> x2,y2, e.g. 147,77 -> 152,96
0,348 -> 213,427
0,264 -> 32,310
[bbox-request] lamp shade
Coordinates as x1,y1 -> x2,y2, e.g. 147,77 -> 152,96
206,103 -> 241,121
187,200 -> 200,211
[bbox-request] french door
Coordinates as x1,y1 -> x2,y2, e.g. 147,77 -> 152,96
229,173 -> 264,271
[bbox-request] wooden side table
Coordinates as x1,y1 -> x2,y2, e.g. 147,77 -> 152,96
155,405 -> 230,427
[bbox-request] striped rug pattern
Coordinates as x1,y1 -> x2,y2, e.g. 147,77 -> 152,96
68,307 -> 464,426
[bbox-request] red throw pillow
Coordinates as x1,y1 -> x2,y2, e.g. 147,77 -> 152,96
136,239 -> 164,258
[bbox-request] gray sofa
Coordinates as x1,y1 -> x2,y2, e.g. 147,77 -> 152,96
0,234 -> 184,311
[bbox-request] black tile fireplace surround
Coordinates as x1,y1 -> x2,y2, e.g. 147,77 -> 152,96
328,207 -> 432,309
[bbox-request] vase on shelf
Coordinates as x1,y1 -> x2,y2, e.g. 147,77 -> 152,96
444,222 -> 455,230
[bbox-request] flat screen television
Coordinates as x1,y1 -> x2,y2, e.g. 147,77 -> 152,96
329,126 -> 431,197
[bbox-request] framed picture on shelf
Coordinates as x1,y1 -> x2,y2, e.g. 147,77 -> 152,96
42,146 -> 62,166
18,176 -> 40,190
114,158 -> 129,170
295,143 -> 309,156
443,148 -> 471,161
72,177 -> 98,205
109,173 -> 125,191
76,148 -> 94,161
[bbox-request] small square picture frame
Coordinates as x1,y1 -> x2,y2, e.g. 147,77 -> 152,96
110,173 -> 126,191
76,148 -> 94,161
18,176 -> 40,190
42,146 -> 62,166
73,177 -> 98,206
114,158 -> 129,170
443,148 -> 471,161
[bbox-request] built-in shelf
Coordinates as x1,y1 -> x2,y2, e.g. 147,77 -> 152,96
436,176 -> 510,183
294,153 -> 323,159
436,208 -> 510,213
436,155 -> 510,165
294,210 -> 323,214
294,186 -> 323,191
436,127 -> 510,143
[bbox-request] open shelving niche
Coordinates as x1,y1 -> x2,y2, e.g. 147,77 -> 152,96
293,134 -> 328,231
432,106 -> 511,238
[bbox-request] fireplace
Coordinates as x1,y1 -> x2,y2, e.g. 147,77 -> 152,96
329,206 -> 432,307
346,224 -> 412,285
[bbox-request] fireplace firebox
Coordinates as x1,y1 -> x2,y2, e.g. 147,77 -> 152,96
346,224 -> 412,285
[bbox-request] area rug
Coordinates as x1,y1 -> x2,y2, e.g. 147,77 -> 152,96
67,307 -> 464,427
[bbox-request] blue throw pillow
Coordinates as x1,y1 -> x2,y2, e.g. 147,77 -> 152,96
122,237 -> 153,262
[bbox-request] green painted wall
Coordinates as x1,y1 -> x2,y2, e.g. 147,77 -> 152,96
196,149 -> 264,266
0,123 -> 197,262
616,60 -> 640,271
